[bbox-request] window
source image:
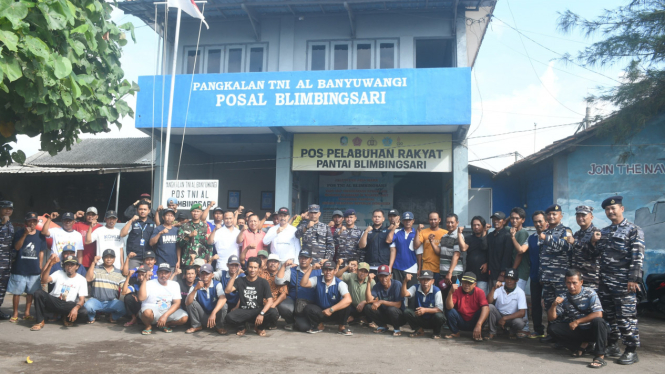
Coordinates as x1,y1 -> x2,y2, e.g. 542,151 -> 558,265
415,39 -> 454,68
332,42 -> 350,70
185,49 -> 202,74
379,42 -> 396,69
226,46 -> 245,73
308,42 -> 328,71
354,41 -> 374,69
206,49 -> 223,74
182,44 -> 267,74
307,39 -> 398,70
248,47 -> 265,72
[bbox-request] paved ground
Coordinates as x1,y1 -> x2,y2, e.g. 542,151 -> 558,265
1,298 -> 664,374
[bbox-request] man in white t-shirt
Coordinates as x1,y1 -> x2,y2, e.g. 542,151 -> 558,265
85,210 -> 124,268
263,207 -> 301,265
138,263 -> 188,334
486,268 -> 527,339
208,209 -> 239,271
30,254 -> 88,331
41,212 -> 84,260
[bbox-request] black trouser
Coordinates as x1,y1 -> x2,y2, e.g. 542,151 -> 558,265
440,276 -> 458,302
404,308 -> 446,335
303,304 -> 352,329
392,269 -> 418,289
124,293 -> 142,316
530,280 -> 544,335
547,317 -> 608,356
363,304 -> 406,329
224,308 -> 279,331
33,289 -> 78,324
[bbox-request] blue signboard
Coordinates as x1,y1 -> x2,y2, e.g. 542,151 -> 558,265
135,68 -> 470,128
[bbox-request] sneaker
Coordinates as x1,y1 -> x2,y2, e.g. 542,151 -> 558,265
284,324 -> 293,331
307,328 -> 322,334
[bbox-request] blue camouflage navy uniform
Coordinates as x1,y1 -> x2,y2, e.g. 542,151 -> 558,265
296,220 -> 334,263
539,210 -> 573,316
0,203 -> 14,308
333,225 -> 363,263
590,216 -> 645,348
571,223 -> 601,291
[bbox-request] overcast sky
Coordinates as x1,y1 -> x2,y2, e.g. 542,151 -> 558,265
13,0 -> 627,171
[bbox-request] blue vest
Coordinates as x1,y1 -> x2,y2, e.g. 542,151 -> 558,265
196,280 -> 221,314
289,267 -> 322,301
415,284 -> 441,319
392,229 -> 416,271
316,275 -> 342,309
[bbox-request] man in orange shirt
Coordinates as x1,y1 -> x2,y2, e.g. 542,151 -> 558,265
238,214 -> 266,265
413,212 -> 447,283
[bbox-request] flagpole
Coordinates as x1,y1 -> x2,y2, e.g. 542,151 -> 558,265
161,7 -> 182,205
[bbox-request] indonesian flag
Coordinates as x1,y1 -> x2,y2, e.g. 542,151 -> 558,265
168,0 -> 209,29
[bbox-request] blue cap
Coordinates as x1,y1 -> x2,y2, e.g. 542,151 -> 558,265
545,204 -> 561,214
167,197 -> 178,205
62,212 -> 75,221
343,209 -> 356,217
402,211 -> 414,220
62,244 -> 76,253
298,250 -> 312,258
308,204 -> 320,213
601,195 -> 623,209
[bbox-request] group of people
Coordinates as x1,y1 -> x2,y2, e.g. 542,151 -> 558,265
0,193 -> 645,368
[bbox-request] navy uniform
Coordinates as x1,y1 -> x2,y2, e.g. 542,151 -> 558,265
539,204 -> 573,316
295,204 -> 334,263
333,209 -> 363,263
571,205 -> 600,290
0,200 -> 14,318
590,196 -> 644,363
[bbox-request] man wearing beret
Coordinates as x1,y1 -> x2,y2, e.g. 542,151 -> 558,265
588,196 -> 644,365
571,205 -> 600,291
539,204 -> 574,343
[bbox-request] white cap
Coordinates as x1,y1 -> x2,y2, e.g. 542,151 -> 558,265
267,254 -> 281,262
86,207 -> 98,214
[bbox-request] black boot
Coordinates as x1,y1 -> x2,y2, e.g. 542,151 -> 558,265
605,343 -> 621,357
617,351 -> 639,365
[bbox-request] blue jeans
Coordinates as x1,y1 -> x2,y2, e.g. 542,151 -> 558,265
445,308 -> 482,334
84,298 -> 126,321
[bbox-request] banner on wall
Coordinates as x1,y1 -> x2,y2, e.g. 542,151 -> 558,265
293,133 -> 452,172
164,180 -> 219,209
319,172 -> 393,228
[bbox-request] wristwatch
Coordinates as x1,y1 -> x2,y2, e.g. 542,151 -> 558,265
329,307 -> 334,313
260,311 -> 265,316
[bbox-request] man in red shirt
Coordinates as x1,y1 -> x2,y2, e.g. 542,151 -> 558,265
73,207 -> 102,268
444,272 -> 489,341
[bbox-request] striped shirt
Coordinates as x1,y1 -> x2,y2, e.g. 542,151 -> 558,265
90,266 -> 125,302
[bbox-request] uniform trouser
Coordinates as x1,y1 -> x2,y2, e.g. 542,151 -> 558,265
187,300 -> 228,329
124,293 -> 142,316
598,280 -> 640,348
84,298 -> 126,321
0,259 -> 10,307
542,281 -> 567,331
547,317 -> 608,356
530,280 -> 544,335
404,308 -> 445,335
225,307 -> 279,331
303,304 -> 352,329
33,289 -> 78,324
488,304 -> 526,335
363,304 -> 406,329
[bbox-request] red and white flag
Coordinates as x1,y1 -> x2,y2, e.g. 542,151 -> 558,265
168,0 -> 209,29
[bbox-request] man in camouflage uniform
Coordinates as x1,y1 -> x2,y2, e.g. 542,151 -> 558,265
296,204 -> 334,263
539,204 -> 573,343
0,200 -> 14,319
589,196 -> 644,365
571,205 -> 600,291
334,209 -> 363,264
179,204 -> 214,266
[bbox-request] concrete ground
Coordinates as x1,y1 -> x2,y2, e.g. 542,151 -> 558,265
0,297 -> 664,374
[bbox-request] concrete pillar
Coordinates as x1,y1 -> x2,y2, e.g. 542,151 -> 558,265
275,136 -> 293,211
455,9 -> 468,68
453,140 -> 469,225
152,139 -> 163,204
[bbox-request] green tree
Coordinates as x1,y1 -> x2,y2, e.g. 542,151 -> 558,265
558,0 -> 665,142
0,0 -> 138,166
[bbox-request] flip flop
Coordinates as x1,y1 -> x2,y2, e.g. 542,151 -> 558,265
30,322 -> 45,331
9,317 -> 19,323
160,326 -> 173,333
23,315 -> 35,321
588,357 -> 607,369
124,320 -> 137,327
338,327 -> 353,336
444,333 -> 460,339
393,330 -> 402,337
373,327 -> 388,334
141,328 -> 152,335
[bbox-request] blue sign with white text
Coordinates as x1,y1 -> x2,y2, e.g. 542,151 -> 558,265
135,68 -> 471,128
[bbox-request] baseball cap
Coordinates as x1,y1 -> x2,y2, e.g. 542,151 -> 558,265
308,204 -> 320,213
0,200 -> 13,208
388,209 -> 399,216
332,210 -> 344,217
144,250 -> 156,259
166,197 -> 178,205
63,255 -> 78,265
86,207 -> 98,214
24,212 -> 38,221
62,212 -> 75,221
575,205 -> 593,215
545,204 -> 561,214
200,264 -> 214,274
343,209 -> 356,217
157,263 -> 172,272
402,211 -> 414,220
322,261 -> 335,270
257,250 -> 270,258
105,210 -> 118,219
298,250 -> 312,258
227,255 -> 241,265
267,254 -> 280,262
136,264 -> 150,273
212,206 -> 224,213
193,258 -> 206,267
505,268 -> 518,280
278,207 -> 290,215
62,244 -> 76,253
102,249 -> 116,258
358,262 -> 370,272
490,211 -> 506,220
419,270 -> 434,279
377,264 -> 391,275
461,272 -> 477,283
163,208 -> 176,216
177,212 -> 187,220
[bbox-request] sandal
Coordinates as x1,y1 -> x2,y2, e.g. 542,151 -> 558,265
528,332 -> 545,339
444,332 -> 460,339
160,326 -> 173,333
588,357 -> 607,369
393,330 -> 402,337
141,328 -> 152,335
23,315 -> 34,321
255,328 -> 267,337
30,322 -> 45,331
373,327 -> 388,333
9,317 -> 19,323
338,327 -> 353,336
410,329 -> 425,338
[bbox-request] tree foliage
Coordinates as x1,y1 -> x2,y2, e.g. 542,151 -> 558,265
0,0 -> 138,166
558,0 -> 665,142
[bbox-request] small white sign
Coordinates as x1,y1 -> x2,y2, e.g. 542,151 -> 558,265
164,180 -> 218,209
